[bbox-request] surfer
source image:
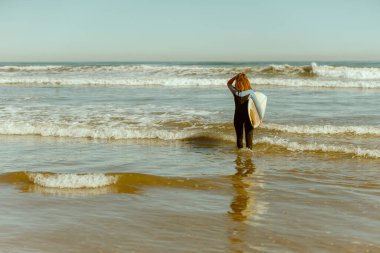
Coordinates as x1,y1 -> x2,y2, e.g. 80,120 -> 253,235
227,73 -> 255,149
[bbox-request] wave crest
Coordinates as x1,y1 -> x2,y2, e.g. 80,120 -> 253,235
257,64 -> 314,76
263,123 -> 380,136
311,63 -> 380,80
1,63 -> 379,80
256,137 -> 380,158
0,171 -> 217,195
0,121 -> 235,141
28,172 -> 117,188
1,63 -> 380,88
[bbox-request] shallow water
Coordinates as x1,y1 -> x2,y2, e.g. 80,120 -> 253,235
0,62 -> 380,252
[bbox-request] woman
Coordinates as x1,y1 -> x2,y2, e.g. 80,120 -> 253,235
227,73 -> 255,149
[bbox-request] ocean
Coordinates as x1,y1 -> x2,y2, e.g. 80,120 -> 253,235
0,61 -> 379,252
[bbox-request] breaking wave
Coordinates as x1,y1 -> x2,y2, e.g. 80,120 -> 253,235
0,63 -> 379,88
262,123 -> 380,136
0,171 -> 217,193
256,137 -> 380,158
258,63 -> 380,80
0,121 -> 234,141
0,62 -> 379,78
0,121 -> 379,158
1,76 -> 379,89
0,76 -> 227,87
1,120 -> 379,140
311,63 -> 380,80
258,64 -> 314,76
253,77 -> 380,88
29,172 -> 117,188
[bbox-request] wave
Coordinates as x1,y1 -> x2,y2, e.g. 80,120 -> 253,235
0,121 -> 233,141
1,76 -> 380,88
0,65 -> 69,72
29,172 -> 117,188
1,120 -> 380,141
262,123 -> 380,136
253,77 -> 380,88
2,120 -> 379,141
0,64 -> 249,76
0,171 -> 217,193
257,64 -> 313,76
258,63 -> 380,80
0,119 -> 380,137
1,122 -> 379,158
1,63 -> 380,81
0,171 -> 116,188
1,62 -> 380,88
256,137 -> 380,158
311,63 -> 380,80
0,76 -> 227,87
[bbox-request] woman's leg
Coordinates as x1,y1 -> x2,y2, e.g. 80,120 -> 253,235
234,115 -> 244,149
244,121 -> 254,149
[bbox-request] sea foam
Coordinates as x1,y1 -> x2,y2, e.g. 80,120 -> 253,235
1,76 -> 379,88
263,123 -> 380,136
28,172 -> 118,188
256,137 -> 380,158
311,63 -> 380,80
1,63 -> 380,88
0,121 -> 195,140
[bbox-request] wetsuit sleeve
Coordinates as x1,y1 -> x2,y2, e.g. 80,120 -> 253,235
227,76 -> 238,95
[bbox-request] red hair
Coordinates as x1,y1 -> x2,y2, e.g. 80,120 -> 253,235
235,73 -> 252,91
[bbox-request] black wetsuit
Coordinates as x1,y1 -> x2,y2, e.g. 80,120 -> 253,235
233,93 -> 254,149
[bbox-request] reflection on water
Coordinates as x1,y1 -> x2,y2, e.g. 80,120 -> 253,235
228,151 -> 256,252
229,152 -> 256,222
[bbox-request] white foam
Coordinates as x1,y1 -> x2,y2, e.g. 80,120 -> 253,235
28,172 -> 118,188
256,136 -> 380,158
253,77 -> 380,88
0,76 -> 227,87
0,65 -> 66,72
0,121 -> 199,140
0,64 -> 248,76
0,120 -> 237,143
311,63 -> 380,80
1,120 -> 379,158
1,62 -> 380,88
2,75 -> 379,88
263,123 -> 380,136
3,63 -> 379,81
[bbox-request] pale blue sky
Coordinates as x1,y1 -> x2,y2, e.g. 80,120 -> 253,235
0,0 -> 379,61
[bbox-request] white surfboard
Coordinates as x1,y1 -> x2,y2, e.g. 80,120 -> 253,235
248,92 -> 267,128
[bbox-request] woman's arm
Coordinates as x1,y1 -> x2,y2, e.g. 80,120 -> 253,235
227,74 -> 239,94
227,75 -> 236,86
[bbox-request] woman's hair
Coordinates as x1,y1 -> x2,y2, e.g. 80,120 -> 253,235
235,73 -> 252,91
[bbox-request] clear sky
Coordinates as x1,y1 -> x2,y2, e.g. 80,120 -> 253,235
1,0 -> 379,62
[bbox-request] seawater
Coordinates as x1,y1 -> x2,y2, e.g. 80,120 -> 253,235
0,62 -> 379,252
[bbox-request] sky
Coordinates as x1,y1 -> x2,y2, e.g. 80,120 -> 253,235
0,0 -> 379,62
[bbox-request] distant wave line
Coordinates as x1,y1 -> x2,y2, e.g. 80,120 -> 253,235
1,63 -> 380,80
0,76 -> 379,88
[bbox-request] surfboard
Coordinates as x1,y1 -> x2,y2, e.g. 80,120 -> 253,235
248,92 -> 267,128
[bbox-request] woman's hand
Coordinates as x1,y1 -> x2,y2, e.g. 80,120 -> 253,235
227,73 -> 242,86
227,75 -> 237,86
